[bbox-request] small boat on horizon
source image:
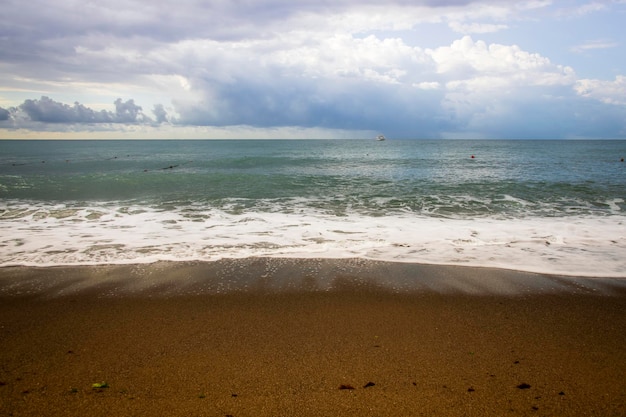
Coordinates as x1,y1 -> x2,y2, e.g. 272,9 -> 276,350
376,134 -> 386,141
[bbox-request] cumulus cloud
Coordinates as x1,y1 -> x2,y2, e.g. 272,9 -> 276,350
20,97 -> 114,123
575,76 -> 626,105
113,98 -> 147,123
428,36 -> 575,86
4,96 -> 166,125
1,0 -> 625,139
152,104 -> 169,123
1,31 -> 613,139
163,33 -> 601,139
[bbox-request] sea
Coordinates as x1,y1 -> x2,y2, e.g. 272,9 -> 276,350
1,139 -> 624,277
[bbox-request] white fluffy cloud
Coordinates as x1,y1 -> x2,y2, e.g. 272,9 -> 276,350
575,76 -> 626,105
429,36 -> 575,83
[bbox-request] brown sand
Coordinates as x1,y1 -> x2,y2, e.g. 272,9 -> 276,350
1,259 -> 625,416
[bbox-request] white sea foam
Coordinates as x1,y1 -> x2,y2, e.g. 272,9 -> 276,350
2,201 -> 625,277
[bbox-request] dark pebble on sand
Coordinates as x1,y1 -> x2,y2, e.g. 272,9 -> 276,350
467,387 -> 475,392
517,383 -> 531,389
339,384 -> 355,390
363,382 -> 375,388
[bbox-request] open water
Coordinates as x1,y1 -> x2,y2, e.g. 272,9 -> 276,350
1,139 -> 624,276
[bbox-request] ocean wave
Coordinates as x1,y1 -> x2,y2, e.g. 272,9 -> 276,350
1,200 -> 624,277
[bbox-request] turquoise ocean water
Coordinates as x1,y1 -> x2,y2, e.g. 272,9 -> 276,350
1,139 -> 625,276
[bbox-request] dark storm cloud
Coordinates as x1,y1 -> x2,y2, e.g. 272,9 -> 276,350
20,97 -> 114,123
113,98 -> 146,123
16,96 -> 162,124
174,74 -> 447,138
152,104 -> 169,123
0,108 -> 10,121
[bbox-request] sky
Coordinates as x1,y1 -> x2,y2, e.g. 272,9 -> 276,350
1,0 -> 626,139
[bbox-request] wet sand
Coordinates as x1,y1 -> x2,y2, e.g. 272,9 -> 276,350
1,259 -> 625,416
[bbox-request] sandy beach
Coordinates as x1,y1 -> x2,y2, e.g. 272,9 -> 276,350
1,259 -> 625,416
